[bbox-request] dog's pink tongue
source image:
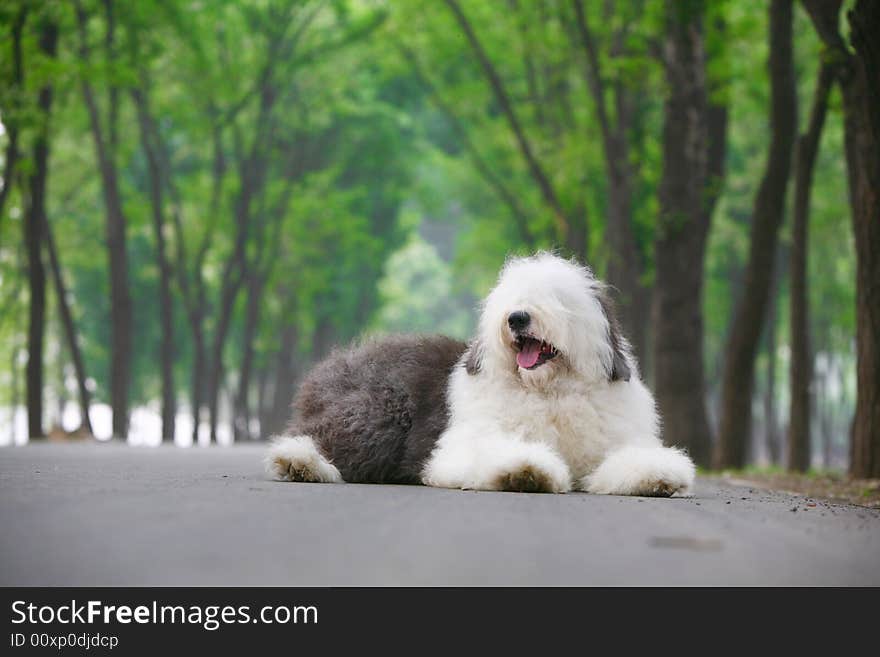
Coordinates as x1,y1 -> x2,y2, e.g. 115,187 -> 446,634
516,341 -> 541,369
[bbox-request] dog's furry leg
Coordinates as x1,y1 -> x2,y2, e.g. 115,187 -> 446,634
581,445 -> 695,497
423,431 -> 572,493
264,435 -> 343,483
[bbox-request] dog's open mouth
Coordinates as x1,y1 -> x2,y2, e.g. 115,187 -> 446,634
514,336 -> 558,370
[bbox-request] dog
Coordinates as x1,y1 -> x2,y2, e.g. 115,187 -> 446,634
265,252 -> 695,496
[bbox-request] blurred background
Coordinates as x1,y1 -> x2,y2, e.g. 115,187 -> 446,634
0,0 -> 876,478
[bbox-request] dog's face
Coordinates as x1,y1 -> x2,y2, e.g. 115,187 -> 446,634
467,252 -> 630,388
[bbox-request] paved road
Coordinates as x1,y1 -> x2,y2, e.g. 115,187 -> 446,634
1,443 -> 878,586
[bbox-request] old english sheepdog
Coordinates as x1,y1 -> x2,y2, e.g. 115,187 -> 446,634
265,252 -> 695,496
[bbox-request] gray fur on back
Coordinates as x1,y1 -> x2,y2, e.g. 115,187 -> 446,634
286,334 -> 467,484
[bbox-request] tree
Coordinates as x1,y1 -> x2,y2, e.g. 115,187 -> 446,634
442,0 -> 583,257
715,0 -> 797,469
0,0 -> 863,460
415,0 -> 665,360
131,84 -> 175,442
74,0 -> 133,439
0,6 -> 27,235
23,14 -> 59,440
651,0 -> 727,467
44,212 -> 94,436
203,3 -> 317,443
801,0 -> 879,478
569,0 -> 651,362
786,62 -> 834,472
23,16 -> 58,438
762,247 -> 786,465
397,40 -> 536,249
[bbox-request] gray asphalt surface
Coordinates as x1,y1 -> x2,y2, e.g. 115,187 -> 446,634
1,443 -> 878,586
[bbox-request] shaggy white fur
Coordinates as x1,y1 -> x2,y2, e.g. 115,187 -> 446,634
422,252 -> 695,496
265,435 -> 343,483
265,252 -> 696,497
421,431 -> 572,492
583,446 -> 695,496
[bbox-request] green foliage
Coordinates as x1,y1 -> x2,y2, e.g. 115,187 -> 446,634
371,233 -> 473,339
0,0 -> 858,453
704,0 -> 855,401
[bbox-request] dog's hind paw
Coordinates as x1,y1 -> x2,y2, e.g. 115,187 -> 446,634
264,435 -> 343,483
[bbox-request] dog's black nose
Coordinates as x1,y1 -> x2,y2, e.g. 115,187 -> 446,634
507,310 -> 531,331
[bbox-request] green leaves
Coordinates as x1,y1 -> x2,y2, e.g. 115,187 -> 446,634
0,0 -> 858,445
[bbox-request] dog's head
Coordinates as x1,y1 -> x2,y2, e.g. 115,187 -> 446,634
466,252 -> 631,388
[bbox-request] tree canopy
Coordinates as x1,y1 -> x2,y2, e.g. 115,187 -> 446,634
0,0 -> 870,474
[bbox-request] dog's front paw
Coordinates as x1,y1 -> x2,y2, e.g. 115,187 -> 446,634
583,446 -> 695,497
488,447 -> 572,494
264,435 -> 343,483
422,434 -> 572,493
638,479 -> 686,497
492,464 -> 559,493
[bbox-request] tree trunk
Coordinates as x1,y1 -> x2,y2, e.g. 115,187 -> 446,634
606,179 -> 649,365
229,183 -> 288,442
311,317 -> 338,362
787,64 -> 833,472
570,0 -> 648,362
267,325 -> 298,436
102,173 -> 132,440
802,0 -> 880,478
190,323 -> 206,445
24,19 -> 59,440
206,85 -> 278,443
207,256 -> 247,442
170,187 -> 212,447
233,273 -> 265,441
44,214 -> 93,436
24,163 -> 47,438
651,1 -> 718,467
132,87 -> 176,443
842,1 -> 880,478
156,106 -> 220,448
763,278 -> 780,465
256,361 -> 272,439
54,326 -> 67,428
76,1 -> 132,439
820,365 -> 833,468
10,343 -> 20,443
0,7 -> 27,233
715,0 -> 796,469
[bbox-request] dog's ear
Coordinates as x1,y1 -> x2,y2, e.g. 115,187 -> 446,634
465,339 -> 483,375
597,291 -> 631,382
